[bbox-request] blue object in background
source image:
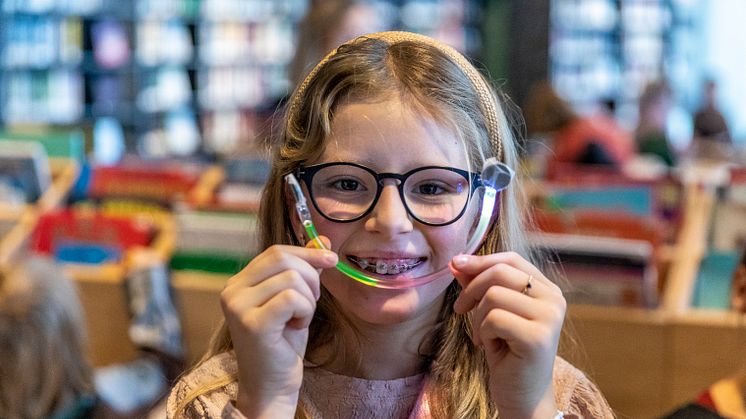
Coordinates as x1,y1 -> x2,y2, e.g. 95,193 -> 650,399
69,161 -> 91,202
551,186 -> 653,216
692,250 -> 740,309
55,241 -> 122,264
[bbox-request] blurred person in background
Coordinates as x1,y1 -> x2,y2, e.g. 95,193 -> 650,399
636,80 -> 678,166
257,0 -> 389,151
290,0 -> 390,87
694,79 -> 731,144
0,255 -> 173,419
0,258 -> 113,419
523,80 -> 635,177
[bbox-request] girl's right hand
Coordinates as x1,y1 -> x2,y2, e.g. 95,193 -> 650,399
220,240 -> 338,419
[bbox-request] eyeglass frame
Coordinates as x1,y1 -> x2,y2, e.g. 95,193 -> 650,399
295,162 -> 483,227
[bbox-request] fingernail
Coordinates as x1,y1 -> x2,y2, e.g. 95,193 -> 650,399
453,255 -> 470,267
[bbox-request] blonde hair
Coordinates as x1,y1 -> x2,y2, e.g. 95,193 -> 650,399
0,257 -> 94,419
176,32 -> 535,418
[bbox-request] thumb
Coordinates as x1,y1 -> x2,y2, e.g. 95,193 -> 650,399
306,235 -> 335,274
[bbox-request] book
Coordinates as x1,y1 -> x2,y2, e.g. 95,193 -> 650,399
88,162 -> 202,203
691,251 -> 740,309
529,232 -> 658,307
31,209 -> 154,260
710,166 -> 746,251
532,208 -> 663,246
0,130 -> 85,162
175,210 -> 258,256
0,140 -> 51,203
540,164 -> 684,242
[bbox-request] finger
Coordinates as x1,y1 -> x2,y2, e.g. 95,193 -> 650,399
474,285 -> 544,323
451,252 -> 554,289
254,245 -> 338,272
305,236 -> 335,275
469,285 -> 539,348
454,262 -> 541,314
477,308 -> 535,353
255,288 -> 316,331
248,270 -> 318,309
227,245 -> 337,292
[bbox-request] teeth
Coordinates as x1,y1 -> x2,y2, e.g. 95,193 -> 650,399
376,260 -> 387,274
351,257 -> 423,275
388,264 -> 398,275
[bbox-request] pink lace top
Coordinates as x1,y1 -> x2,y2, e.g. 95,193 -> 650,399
167,352 -> 615,418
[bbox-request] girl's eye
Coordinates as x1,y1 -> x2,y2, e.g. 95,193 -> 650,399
417,183 -> 446,195
333,179 -> 363,191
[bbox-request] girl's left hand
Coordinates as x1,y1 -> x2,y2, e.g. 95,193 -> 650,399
450,252 -> 566,419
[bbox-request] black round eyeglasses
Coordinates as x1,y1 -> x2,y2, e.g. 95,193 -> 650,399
295,162 -> 482,226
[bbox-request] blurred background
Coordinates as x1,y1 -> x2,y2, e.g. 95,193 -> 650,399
3,0 -> 743,156
1,1 -> 745,418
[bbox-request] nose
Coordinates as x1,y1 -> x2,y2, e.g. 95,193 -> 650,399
365,180 -> 413,235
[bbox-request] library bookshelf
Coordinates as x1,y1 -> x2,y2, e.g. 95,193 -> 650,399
563,181 -> 746,418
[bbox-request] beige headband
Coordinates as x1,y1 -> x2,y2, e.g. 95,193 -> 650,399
287,31 -> 503,160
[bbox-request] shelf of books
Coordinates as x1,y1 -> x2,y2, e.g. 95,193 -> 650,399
170,158 -> 264,365
0,146 -> 231,365
665,164 -> 746,413
1,0 -> 484,158
532,161 -> 746,417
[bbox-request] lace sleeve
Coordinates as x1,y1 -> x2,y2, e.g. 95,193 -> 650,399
553,357 -> 616,419
166,352 -> 244,419
564,374 -> 616,419
167,376 -> 207,418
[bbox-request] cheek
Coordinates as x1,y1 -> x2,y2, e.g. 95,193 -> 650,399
420,225 -> 470,273
426,217 -> 473,253
311,213 -> 353,252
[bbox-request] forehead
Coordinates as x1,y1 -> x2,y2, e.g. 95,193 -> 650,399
320,97 -> 469,171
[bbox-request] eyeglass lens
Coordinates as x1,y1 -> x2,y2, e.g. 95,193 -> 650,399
309,165 -> 470,224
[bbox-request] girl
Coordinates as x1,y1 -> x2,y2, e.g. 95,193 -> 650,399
168,32 -> 614,418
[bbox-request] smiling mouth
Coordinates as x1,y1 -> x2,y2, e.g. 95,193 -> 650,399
347,255 -> 426,275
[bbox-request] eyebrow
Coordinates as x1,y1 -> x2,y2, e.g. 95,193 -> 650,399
320,149 -> 461,171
